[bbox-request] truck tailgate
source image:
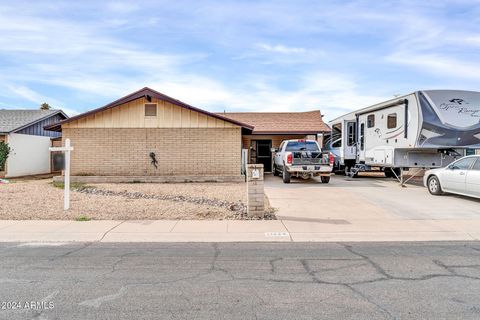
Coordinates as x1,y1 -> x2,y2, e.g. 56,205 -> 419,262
291,151 -> 330,165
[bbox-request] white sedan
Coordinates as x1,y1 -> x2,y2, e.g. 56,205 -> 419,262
424,155 -> 480,199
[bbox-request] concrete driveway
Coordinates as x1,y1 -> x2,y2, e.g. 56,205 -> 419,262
265,173 -> 480,241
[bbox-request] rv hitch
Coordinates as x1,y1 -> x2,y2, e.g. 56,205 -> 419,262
437,148 -> 462,157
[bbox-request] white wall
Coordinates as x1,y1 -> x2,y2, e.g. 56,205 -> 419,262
6,133 -> 51,177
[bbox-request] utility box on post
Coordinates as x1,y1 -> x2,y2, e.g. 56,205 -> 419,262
246,164 -> 264,218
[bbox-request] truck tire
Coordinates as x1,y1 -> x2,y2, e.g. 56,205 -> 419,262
273,164 -> 279,176
282,168 -> 291,183
321,176 -> 330,184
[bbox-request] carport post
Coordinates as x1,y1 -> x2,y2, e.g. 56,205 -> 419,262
49,138 -> 74,211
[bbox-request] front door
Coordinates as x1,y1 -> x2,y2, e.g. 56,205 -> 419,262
344,121 -> 357,160
251,140 -> 272,172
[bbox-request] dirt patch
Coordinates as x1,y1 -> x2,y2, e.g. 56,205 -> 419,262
0,179 -> 276,220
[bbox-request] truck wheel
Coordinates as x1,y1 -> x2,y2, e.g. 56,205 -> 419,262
282,168 -> 291,183
427,176 -> 443,195
273,164 -> 279,176
321,176 -> 330,184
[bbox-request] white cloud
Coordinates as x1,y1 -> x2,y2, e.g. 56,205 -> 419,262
257,43 -> 306,54
387,52 -> 480,81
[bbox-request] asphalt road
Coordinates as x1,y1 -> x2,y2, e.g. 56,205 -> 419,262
0,242 -> 479,320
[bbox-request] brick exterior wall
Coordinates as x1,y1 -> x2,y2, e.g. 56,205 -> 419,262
62,128 -> 242,176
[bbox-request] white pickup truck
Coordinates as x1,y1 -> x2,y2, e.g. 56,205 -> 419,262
273,139 -> 334,183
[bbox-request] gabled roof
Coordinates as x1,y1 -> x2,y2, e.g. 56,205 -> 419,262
217,110 -> 330,134
0,109 -> 67,134
45,87 -> 254,131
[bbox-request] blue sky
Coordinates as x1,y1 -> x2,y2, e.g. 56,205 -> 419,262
0,0 -> 479,121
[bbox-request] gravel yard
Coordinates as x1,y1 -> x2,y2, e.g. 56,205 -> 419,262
0,178 -> 275,220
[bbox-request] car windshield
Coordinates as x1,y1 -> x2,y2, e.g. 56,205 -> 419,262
285,141 -> 319,151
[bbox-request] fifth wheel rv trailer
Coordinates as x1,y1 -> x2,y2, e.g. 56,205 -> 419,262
325,90 -> 480,177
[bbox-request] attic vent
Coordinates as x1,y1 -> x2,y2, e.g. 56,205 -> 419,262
145,103 -> 157,116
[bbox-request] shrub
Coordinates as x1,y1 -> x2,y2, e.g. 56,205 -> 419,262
0,142 -> 10,171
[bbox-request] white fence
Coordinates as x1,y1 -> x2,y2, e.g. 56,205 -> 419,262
6,133 -> 51,177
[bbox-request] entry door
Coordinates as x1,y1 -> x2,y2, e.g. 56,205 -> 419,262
252,140 -> 272,172
344,121 -> 357,160
443,157 -> 476,193
358,122 -> 366,161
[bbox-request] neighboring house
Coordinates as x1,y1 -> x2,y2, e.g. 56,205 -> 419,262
0,109 -> 68,178
217,111 -> 330,172
45,87 -> 330,181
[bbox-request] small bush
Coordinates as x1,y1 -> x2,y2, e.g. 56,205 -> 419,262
0,142 -> 10,171
52,182 -> 91,190
75,215 -> 91,221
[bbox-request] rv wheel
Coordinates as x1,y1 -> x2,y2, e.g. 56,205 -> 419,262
321,176 -> 330,184
427,176 -> 443,195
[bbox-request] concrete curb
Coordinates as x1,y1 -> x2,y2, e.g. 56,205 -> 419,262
0,219 -> 478,243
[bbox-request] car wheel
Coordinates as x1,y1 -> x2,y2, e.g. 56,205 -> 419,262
282,167 -> 291,183
321,176 -> 330,184
273,164 -> 279,176
427,176 -> 443,195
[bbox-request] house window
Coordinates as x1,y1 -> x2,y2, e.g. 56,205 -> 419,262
144,103 -> 157,116
367,114 -> 375,128
387,113 -> 397,129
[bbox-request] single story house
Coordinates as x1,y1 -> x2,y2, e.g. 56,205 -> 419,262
46,87 -> 329,181
0,109 -> 67,178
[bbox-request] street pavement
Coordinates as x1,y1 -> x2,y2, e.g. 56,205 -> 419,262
0,241 -> 479,319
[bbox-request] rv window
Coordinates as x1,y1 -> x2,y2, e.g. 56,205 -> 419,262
330,123 -> 342,148
387,113 -> 397,129
360,123 -> 365,151
367,115 -> 375,128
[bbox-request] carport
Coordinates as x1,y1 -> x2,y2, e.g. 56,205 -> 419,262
219,111 -> 331,172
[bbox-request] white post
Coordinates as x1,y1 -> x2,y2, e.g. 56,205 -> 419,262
49,139 -> 73,211
64,138 -> 71,210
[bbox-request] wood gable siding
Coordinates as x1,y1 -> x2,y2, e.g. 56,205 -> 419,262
16,114 -> 64,138
62,97 -> 238,129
